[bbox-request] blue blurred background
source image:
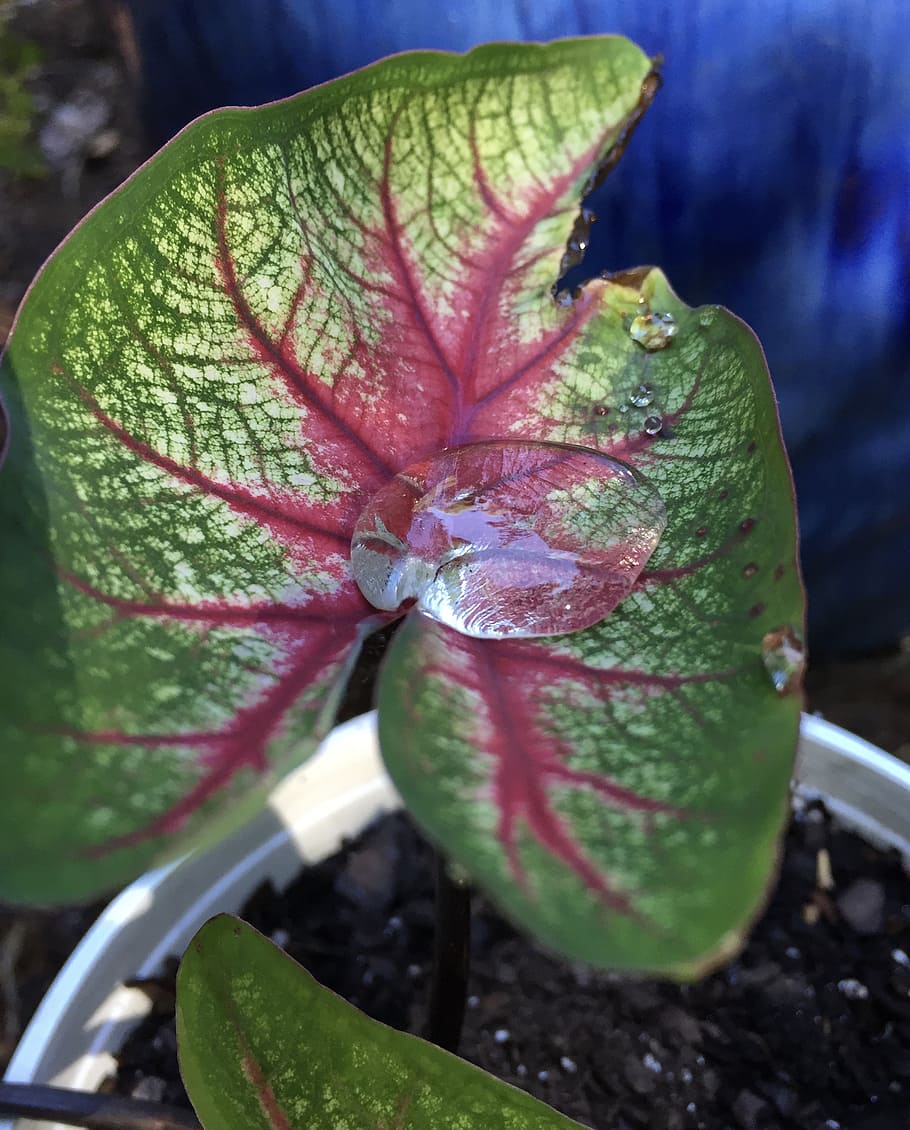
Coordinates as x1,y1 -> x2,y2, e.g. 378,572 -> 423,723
124,0 -> 910,657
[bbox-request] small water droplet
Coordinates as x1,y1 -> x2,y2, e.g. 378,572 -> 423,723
351,440 -> 667,640
554,288 -> 573,308
560,1056 -> 577,1073
619,403 -> 629,414
594,405 -> 609,416
698,308 -> 718,328
629,382 -> 655,408
642,415 -> 663,436
538,1070 -> 549,1082
628,310 -> 677,351
761,626 -> 806,695
743,563 -> 758,578
642,1052 -> 662,1073
739,518 -> 756,534
494,1028 -> 510,1043
892,949 -> 910,967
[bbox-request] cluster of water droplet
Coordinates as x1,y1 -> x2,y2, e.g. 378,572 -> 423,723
351,440 -> 668,640
617,380 -> 665,437
618,302 -> 678,436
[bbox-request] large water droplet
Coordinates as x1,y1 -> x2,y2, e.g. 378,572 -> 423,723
629,311 -> 677,351
761,626 -> 806,694
642,415 -> 663,436
351,440 -> 667,640
629,383 -> 655,408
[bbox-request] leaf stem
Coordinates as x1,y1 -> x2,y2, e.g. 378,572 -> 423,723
425,852 -> 472,1053
0,1082 -> 199,1130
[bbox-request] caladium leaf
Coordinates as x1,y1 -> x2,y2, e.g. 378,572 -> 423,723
0,38 -> 661,902
178,915 -> 585,1130
378,271 -> 804,975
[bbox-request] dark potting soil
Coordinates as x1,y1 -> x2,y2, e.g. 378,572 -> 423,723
107,800 -> 910,1130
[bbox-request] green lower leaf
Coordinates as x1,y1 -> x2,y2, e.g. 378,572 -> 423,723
177,915 -> 585,1130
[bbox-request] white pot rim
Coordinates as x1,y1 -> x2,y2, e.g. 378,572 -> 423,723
3,712 -> 908,1129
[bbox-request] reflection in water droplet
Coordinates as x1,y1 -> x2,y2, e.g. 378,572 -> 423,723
629,383 -> 655,408
761,626 -> 806,694
643,415 -> 663,436
351,440 -> 667,640
629,311 -> 677,351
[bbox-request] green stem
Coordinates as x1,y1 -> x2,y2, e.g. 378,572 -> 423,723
425,853 -> 472,1053
0,1082 -> 199,1130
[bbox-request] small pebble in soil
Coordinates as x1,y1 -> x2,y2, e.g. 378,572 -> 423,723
837,877 -> 886,934
130,1075 -> 166,1103
836,977 -> 870,1000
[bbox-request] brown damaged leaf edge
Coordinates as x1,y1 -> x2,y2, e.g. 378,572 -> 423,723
558,64 -> 662,282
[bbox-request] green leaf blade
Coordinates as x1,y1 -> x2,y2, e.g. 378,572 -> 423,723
378,278 -> 804,976
0,37 -> 655,902
178,915 -> 586,1130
